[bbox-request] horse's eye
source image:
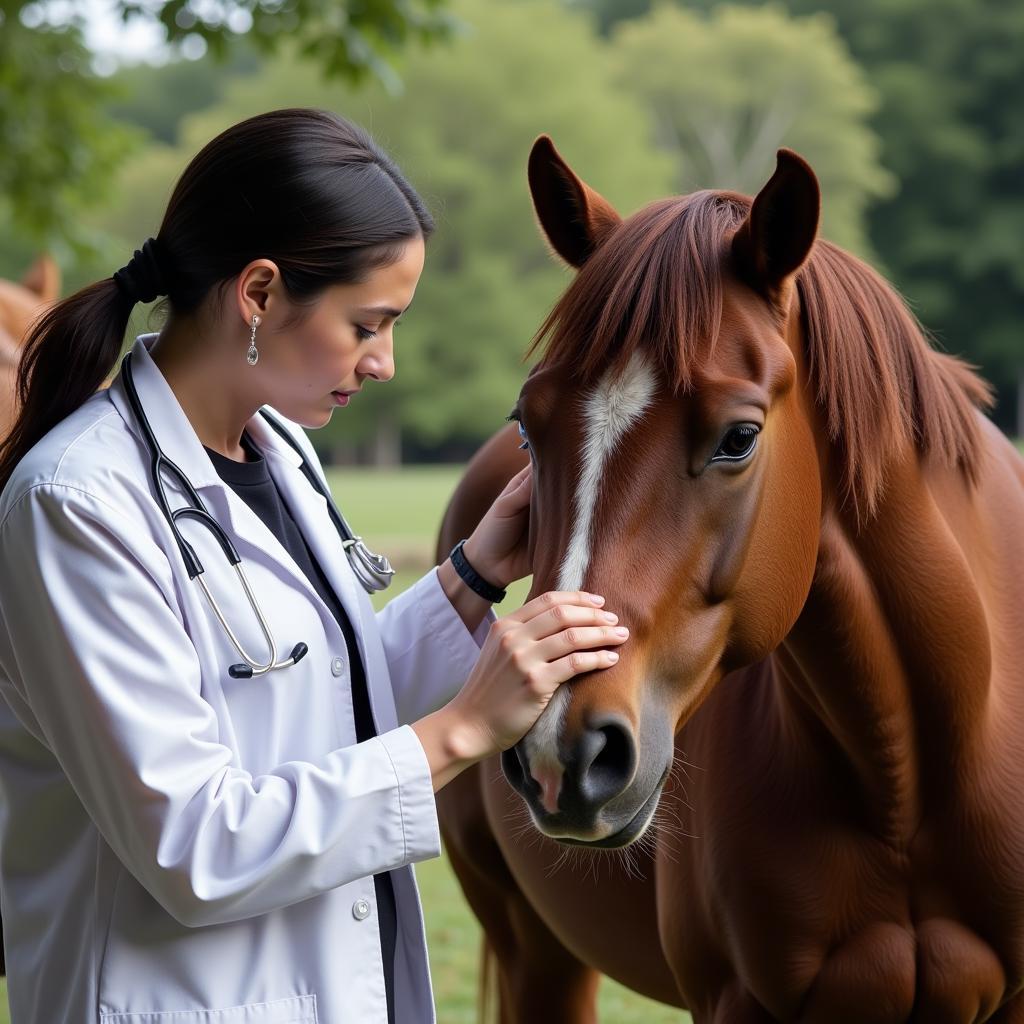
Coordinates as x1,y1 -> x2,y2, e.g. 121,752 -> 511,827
711,424 -> 759,463
506,409 -> 530,451
517,420 -> 530,451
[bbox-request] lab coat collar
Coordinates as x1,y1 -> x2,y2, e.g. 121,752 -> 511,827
105,334 -> 372,673
106,333 -> 305,491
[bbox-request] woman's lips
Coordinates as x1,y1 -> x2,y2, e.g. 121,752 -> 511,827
331,391 -> 350,406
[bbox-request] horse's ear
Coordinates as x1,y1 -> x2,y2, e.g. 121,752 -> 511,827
528,135 -> 622,268
731,149 -> 820,303
21,254 -> 61,305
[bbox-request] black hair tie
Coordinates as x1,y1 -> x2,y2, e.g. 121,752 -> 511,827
113,237 -> 168,305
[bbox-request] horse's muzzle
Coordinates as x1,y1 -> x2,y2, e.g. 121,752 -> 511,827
501,712 -> 665,845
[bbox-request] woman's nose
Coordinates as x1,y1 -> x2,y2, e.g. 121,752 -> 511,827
360,340 -> 395,382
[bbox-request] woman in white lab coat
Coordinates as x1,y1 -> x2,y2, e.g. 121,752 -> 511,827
0,108 -> 628,1023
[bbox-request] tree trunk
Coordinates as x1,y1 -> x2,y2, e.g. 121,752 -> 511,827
372,413 -> 402,468
326,440 -> 359,467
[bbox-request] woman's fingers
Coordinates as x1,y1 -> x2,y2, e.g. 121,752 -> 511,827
531,623 -> 629,663
536,647 -> 622,689
517,601 -> 620,643
449,589 -> 626,758
506,589 -> 607,626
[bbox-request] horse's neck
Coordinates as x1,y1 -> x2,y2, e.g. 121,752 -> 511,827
774,451 -> 992,841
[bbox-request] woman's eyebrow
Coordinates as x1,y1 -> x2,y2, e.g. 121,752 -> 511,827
354,303 -> 411,318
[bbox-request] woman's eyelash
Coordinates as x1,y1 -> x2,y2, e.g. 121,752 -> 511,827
355,325 -> 377,341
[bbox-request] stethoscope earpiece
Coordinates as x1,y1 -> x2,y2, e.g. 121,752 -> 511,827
228,643 -> 308,679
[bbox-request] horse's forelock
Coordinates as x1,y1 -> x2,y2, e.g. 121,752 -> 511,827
527,191 -> 750,397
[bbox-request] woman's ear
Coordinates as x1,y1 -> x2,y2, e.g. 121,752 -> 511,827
237,259 -> 279,324
731,149 -> 820,306
528,135 -> 622,268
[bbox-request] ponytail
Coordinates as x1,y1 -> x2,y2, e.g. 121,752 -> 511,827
0,276 -> 137,494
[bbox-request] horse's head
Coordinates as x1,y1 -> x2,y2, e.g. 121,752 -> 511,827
502,137 -> 824,846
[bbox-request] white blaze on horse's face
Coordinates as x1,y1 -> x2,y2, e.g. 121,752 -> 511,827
523,350 -> 658,820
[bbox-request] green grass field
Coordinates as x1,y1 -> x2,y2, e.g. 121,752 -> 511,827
0,465 -> 687,1022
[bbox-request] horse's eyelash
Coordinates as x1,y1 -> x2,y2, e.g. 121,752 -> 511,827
506,408 -> 530,449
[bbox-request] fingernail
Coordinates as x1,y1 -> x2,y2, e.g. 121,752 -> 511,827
607,651 -> 619,661
588,593 -> 605,605
601,611 -> 618,623
613,626 -> 629,637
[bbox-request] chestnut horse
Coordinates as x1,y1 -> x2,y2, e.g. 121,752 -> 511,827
0,254 -> 60,977
0,255 -> 60,442
436,136 -> 1024,1022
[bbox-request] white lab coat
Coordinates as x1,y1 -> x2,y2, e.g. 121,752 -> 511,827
0,332 -> 495,1023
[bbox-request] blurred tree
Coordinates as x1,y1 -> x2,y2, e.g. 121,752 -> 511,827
104,42 -> 263,145
117,0 -> 458,90
91,0 -> 675,463
795,0 -> 1024,435
0,13 -> 143,260
611,3 -> 893,257
575,0 -> 1024,432
0,0 -> 457,259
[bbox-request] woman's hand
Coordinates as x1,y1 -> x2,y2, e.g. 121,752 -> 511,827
462,463 -> 532,589
411,590 -> 629,790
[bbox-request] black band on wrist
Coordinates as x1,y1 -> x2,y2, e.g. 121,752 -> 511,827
449,539 -> 507,603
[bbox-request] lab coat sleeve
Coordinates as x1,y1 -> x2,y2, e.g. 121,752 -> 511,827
0,483 -> 442,929
376,566 -> 497,725
272,415 -> 498,724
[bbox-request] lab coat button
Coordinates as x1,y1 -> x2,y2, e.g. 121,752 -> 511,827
331,656 -> 345,676
352,898 -> 371,921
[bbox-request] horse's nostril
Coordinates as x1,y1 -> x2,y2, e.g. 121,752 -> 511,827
575,716 -> 636,807
515,742 -> 534,787
500,745 -> 525,790
501,742 -> 541,801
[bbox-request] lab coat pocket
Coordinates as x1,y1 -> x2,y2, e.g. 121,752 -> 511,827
100,992 -> 318,1024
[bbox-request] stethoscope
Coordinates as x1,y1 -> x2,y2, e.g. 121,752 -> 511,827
121,350 -> 394,679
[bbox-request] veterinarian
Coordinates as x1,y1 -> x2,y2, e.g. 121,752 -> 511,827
0,108 -> 628,1023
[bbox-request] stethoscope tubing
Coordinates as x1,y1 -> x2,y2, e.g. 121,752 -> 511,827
119,350 -> 392,679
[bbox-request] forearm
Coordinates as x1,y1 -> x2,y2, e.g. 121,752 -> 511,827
436,555 -> 496,635
410,703 -> 491,792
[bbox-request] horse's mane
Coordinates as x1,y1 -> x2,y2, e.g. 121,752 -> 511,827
526,191 -> 994,523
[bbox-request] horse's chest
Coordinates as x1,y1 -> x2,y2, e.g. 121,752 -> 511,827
668,794 -> 1023,1021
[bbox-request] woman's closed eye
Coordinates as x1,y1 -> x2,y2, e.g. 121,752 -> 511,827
356,317 -> 401,341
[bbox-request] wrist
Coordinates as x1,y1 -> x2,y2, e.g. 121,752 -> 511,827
464,536 -> 507,588
452,537 -> 507,599
411,703 -> 494,792
437,558 -> 493,632
440,701 -> 494,764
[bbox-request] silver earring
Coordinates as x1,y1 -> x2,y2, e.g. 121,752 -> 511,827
247,314 -> 260,365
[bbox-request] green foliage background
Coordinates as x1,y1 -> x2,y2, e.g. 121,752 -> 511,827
1,0 -> 1020,444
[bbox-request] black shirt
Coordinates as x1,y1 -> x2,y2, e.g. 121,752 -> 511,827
203,430 -> 397,1024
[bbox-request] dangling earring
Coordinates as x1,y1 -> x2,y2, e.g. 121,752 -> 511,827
247,314 -> 261,366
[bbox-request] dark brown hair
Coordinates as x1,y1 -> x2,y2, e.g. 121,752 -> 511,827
0,107 -> 433,492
